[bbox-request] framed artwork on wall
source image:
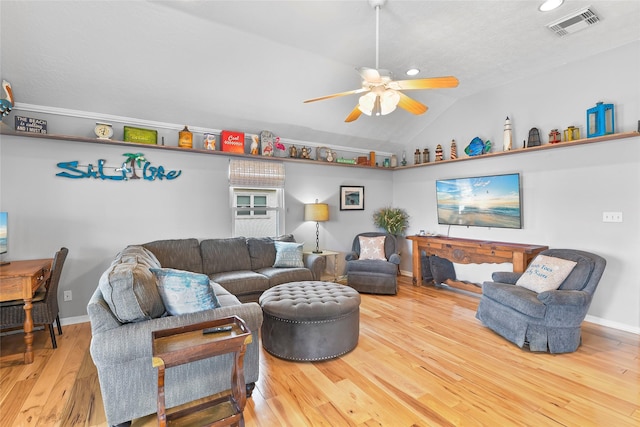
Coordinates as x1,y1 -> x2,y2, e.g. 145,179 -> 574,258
340,186 -> 364,211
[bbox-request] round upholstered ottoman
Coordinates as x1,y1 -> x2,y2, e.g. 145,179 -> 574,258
259,281 -> 361,361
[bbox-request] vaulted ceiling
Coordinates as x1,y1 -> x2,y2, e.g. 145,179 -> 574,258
1,1 -> 639,152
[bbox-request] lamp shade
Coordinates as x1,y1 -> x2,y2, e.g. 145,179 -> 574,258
304,203 -> 329,222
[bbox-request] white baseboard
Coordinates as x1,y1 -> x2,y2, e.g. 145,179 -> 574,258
60,315 -> 89,326
584,315 -> 640,335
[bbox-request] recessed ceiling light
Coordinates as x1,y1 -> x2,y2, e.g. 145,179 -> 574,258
539,0 -> 564,12
406,68 -> 420,76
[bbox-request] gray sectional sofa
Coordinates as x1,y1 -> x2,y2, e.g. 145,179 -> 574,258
88,235 -> 324,427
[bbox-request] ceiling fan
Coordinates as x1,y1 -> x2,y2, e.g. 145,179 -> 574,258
303,0 -> 459,122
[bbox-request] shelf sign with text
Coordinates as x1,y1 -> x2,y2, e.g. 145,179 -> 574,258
56,152 -> 182,181
15,116 -> 47,134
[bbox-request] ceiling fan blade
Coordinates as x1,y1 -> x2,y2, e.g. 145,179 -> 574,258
345,106 -> 363,122
304,88 -> 369,103
397,92 -> 428,115
392,76 -> 459,91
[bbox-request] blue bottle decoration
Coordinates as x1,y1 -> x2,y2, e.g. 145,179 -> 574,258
586,102 -> 615,138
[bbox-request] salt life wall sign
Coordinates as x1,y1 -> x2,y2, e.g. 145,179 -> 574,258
56,153 -> 182,181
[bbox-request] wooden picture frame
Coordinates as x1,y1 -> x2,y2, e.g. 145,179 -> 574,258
340,186 -> 364,211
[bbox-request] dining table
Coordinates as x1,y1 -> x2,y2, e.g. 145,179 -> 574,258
0,258 -> 52,364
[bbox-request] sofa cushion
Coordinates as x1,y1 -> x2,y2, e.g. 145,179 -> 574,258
273,241 -> 304,268
150,268 -> 220,315
257,266 -> 313,287
209,270 -> 270,297
247,234 -> 295,270
201,237 -> 252,274
358,235 -> 387,260
142,238 -> 203,273
98,247 -> 166,323
516,255 -> 577,293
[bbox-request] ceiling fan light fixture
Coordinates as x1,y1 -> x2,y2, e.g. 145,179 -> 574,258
539,0 -> 563,12
380,89 -> 400,115
358,92 -> 376,116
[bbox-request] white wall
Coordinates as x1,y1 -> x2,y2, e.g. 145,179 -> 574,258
394,41 -> 640,331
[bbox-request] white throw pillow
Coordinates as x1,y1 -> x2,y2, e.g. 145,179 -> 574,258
516,255 -> 577,293
273,241 -> 304,268
359,235 -> 387,261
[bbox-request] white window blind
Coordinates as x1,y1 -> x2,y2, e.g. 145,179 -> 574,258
229,159 -> 285,188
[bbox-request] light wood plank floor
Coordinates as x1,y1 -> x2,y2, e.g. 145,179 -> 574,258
1,277 -> 639,426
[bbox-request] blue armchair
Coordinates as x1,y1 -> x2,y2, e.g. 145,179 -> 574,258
476,249 -> 606,353
345,232 -> 400,295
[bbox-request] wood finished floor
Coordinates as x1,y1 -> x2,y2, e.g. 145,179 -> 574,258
1,277 -> 639,426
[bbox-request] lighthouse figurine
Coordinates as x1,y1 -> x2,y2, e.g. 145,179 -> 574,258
503,116 -> 513,151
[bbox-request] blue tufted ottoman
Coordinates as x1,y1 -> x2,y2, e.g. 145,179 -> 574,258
259,281 -> 361,361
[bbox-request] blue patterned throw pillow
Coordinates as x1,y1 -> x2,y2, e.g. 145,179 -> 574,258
150,268 -> 220,315
273,241 -> 304,268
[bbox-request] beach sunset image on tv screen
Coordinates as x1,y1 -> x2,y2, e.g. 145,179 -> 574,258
436,173 -> 522,229
0,212 -> 7,254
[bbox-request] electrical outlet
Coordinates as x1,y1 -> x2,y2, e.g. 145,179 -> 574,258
63,290 -> 72,301
602,211 -> 623,223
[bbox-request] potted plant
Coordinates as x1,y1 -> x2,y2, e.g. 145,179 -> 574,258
372,206 -> 410,236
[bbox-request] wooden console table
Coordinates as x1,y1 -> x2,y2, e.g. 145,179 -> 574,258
0,259 -> 52,364
407,236 -> 548,293
151,316 -> 252,427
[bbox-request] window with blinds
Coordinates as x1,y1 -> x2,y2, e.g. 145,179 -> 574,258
229,160 -> 285,237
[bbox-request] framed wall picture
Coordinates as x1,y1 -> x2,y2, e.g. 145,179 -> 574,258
340,186 -> 364,211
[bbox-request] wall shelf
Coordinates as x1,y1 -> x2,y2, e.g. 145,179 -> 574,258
0,129 -> 394,171
396,131 -> 640,169
2,128 -> 638,170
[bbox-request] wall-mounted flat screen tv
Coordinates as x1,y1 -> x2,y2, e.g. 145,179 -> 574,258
436,173 -> 522,229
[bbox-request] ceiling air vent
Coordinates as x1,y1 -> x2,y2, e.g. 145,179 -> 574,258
546,7 -> 600,37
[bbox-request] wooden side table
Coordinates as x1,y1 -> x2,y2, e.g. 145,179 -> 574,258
303,250 -> 340,282
151,316 -> 252,427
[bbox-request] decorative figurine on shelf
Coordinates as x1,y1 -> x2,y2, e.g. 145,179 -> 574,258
422,148 -> 430,163
274,137 -> 287,157
435,144 -> 444,161
1,80 -> 14,118
464,137 -> 491,156
250,134 -> 260,155
587,101 -> 615,137
503,116 -> 513,151
300,146 -> 311,159
289,145 -> 298,158
549,129 -> 561,144
204,133 -> 216,150
326,150 -> 335,162
564,126 -> 580,141
414,149 -> 421,165
401,151 -> 407,166
450,140 -> 457,160
178,126 -> 193,148
526,128 -> 541,148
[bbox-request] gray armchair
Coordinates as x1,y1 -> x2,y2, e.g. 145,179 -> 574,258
345,232 -> 399,295
476,249 -> 606,353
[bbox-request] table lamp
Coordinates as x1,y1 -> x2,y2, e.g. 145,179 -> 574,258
304,200 -> 329,254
